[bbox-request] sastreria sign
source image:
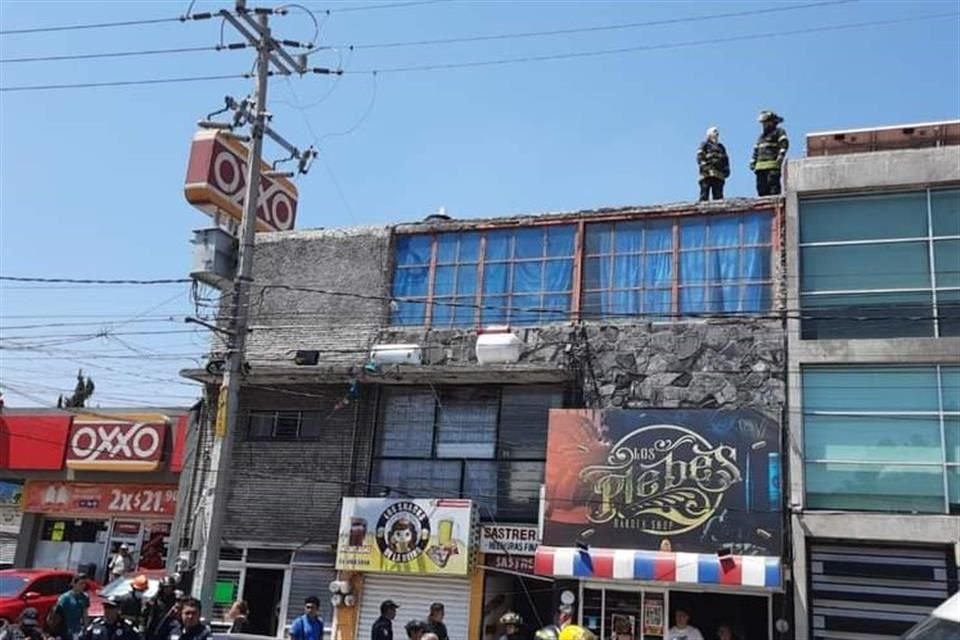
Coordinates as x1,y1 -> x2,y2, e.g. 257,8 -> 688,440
543,409 -> 782,557
66,422 -> 166,471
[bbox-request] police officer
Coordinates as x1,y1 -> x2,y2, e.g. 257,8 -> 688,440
165,598 -> 211,640
404,619 -> 426,640
80,598 -> 141,640
697,126 -> 730,201
142,577 -> 178,640
0,607 -> 44,640
751,110 -> 789,196
371,600 -> 398,640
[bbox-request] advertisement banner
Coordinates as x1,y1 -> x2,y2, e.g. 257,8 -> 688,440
335,498 -> 475,575
543,409 -> 782,556
23,481 -> 178,517
66,421 -> 166,471
479,523 -> 539,555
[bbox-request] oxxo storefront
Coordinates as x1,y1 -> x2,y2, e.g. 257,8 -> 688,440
334,498 -> 479,640
535,409 -> 789,640
0,409 -> 188,581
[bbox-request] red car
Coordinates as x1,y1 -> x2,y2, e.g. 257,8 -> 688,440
0,569 -> 76,626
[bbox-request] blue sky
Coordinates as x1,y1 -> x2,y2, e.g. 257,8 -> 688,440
0,0 -> 958,408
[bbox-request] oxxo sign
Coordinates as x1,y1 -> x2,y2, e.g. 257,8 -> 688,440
184,129 -> 298,232
66,422 -> 166,471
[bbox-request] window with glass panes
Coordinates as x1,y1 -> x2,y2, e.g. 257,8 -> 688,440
370,385 -> 564,520
802,365 -> 960,514
391,226 -> 576,327
799,189 -> 960,339
582,212 -> 773,318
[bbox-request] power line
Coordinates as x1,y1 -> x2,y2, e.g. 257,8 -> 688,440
329,0 -> 448,13
0,15 -> 185,36
326,0 -> 857,50
0,73 -> 249,93
0,276 -> 192,285
346,12 -> 959,74
0,0 -> 443,37
0,44 -> 246,65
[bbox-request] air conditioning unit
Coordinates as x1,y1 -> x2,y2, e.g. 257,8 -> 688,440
369,344 -> 422,365
190,228 -> 237,289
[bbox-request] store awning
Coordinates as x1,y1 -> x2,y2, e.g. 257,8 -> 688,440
534,546 -> 781,590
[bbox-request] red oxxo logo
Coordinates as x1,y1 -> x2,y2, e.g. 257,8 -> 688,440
66,422 -> 166,471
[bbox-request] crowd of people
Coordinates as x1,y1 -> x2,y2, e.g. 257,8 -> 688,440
0,573 -> 212,640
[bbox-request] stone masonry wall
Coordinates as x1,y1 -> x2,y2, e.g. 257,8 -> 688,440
377,318 -> 785,417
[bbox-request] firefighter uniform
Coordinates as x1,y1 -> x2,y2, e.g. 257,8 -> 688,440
697,127 -> 730,201
751,110 -> 789,196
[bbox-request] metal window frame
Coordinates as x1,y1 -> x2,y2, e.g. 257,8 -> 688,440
802,364 -> 959,514
370,386 -> 552,516
581,211 -> 776,319
798,188 -> 960,336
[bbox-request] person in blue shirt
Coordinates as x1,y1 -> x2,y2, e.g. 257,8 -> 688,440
290,596 -> 324,640
55,574 -> 91,640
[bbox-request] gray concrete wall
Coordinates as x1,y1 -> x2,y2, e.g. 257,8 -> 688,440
244,226 -> 392,367
785,146 -> 960,640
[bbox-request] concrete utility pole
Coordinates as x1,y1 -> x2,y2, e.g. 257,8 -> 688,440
188,1 -> 323,616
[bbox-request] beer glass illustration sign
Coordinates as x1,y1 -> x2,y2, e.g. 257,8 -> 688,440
336,498 -> 475,575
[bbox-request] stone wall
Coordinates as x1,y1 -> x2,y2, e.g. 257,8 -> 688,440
377,318 -> 785,417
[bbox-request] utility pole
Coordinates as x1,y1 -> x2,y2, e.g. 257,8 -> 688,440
187,1 -> 326,616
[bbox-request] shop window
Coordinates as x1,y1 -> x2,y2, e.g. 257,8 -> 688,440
391,225 -> 576,327
584,212 -> 773,318
246,548 -> 292,564
799,189 -> 960,339
803,365 -> 960,513
370,385 -> 563,520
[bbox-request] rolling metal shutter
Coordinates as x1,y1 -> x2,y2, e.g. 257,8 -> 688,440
809,542 -> 955,640
286,566 -> 336,629
357,574 -> 471,640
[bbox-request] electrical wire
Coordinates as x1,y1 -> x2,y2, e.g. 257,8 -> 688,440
0,73 -> 249,93
326,0 -> 858,50
345,11 -> 959,74
0,15 -> 185,36
329,0 -> 448,13
0,44 -> 245,64
2,11 -> 953,90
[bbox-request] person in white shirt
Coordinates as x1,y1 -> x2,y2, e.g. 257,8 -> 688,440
665,608 -> 704,640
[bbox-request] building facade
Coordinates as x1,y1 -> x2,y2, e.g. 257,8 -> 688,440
0,407 -> 192,582
785,123 -> 960,640
179,195 -> 792,639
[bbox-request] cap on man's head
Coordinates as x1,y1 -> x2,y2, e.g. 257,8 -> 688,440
20,608 -> 39,627
429,602 -> 444,613
381,600 -> 399,613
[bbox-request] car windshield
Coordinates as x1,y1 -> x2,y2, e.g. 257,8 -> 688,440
0,575 -> 29,597
901,616 -> 960,640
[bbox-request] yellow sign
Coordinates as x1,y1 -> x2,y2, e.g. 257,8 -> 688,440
335,498 -> 475,576
215,386 -> 228,438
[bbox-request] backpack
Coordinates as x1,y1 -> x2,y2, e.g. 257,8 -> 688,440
44,603 -> 64,637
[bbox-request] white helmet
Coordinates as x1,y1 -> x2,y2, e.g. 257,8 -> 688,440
706,126 -> 720,140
